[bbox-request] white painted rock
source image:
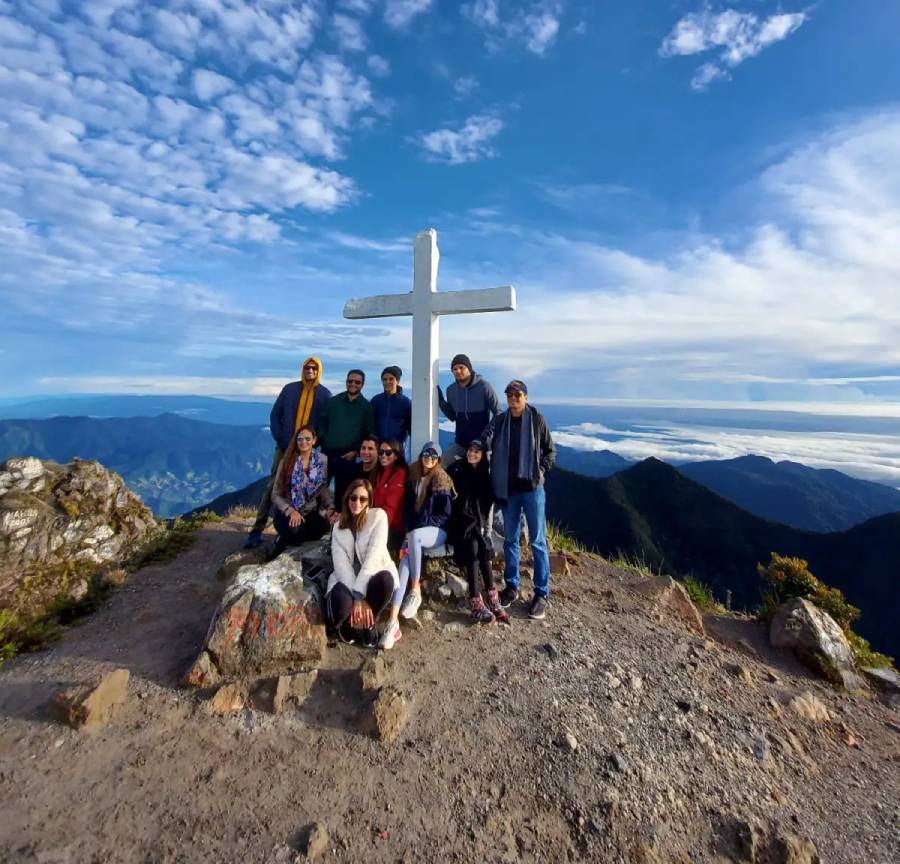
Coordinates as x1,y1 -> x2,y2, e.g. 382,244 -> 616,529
184,555 -> 326,684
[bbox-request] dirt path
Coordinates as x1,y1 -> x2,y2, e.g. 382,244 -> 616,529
1,519 -> 898,863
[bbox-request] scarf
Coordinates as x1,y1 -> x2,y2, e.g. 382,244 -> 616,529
290,448 -> 326,511
490,406 -> 535,500
294,356 -> 323,433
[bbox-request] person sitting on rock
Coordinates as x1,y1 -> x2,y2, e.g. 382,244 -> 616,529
371,437 -> 408,559
269,424 -> 335,557
356,434 -> 380,485
379,441 -> 455,650
447,439 -> 507,625
326,478 -> 398,647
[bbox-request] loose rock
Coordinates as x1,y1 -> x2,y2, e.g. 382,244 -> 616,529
49,668 -> 130,730
368,687 -> 408,745
206,683 -> 245,714
360,655 -> 388,690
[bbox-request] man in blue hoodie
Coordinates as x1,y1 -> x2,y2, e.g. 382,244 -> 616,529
371,365 -> 412,453
437,353 -> 502,465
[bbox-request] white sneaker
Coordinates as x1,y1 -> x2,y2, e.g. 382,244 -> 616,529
379,619 -> 402,650
400,590 -> 422,620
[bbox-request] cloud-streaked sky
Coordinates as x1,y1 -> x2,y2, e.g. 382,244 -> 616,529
2,0 -> 900,411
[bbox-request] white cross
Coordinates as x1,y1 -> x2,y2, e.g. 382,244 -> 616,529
343,228 -> 516,453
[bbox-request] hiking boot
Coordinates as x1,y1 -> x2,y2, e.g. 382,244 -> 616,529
379,619 -> 402,650
400,590 -> 422,620
528,594 -> 547,620
470,595 -> 495,625
499,585 -> 519,609
487,589 -> 510,625
243,529 -> 262,549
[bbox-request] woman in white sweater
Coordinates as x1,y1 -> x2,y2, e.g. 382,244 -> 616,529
326,478 -> 399,647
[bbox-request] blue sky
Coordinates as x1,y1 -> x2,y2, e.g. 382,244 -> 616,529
2,0 -> 900,412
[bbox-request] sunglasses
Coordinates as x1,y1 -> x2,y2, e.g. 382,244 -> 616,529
421,452 -> 439,461
349,494 -> 369,503
505,391 -> 524,399
378,448 -> 394,456
346,379 -> 363,386
303,365 -> 317,372
296,435 -> 314,442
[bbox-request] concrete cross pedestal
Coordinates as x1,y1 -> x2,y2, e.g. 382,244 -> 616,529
343,229 -> 516,453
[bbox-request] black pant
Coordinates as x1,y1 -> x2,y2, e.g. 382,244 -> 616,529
272,509 -> 329,547
325,449 -> 359,508
326,572 -> 394,641
251,446 -> 285,533
455,534 -> 495,596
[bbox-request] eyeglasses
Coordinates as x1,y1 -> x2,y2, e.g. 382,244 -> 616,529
296,435 -> 314,442
505,391 -> 524,399
378,448 -> 394,456
346,379 -> 363,386
349,494 -> 369,503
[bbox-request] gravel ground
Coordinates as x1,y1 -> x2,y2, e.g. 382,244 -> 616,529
1,518 -> 898,863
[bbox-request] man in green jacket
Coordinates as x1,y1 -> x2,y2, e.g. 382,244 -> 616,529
317,368 -> 375,506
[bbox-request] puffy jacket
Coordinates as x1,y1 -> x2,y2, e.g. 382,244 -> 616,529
447,459 -> 494,545
372,464 -> 407,532
269,380 -> 332,451
371,388 -> 412,448
438,372 -> 501,448
403,464 -> 454,532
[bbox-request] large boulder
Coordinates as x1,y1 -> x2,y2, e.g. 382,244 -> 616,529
633,574 -> 705,636
0,457 -> 155,635
184,554 -> 326,685
770,598 -> 865,691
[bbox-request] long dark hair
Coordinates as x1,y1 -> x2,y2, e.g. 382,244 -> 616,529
278,423 -> 317,496
339,478 -> 373,532
375,438 -> 408,483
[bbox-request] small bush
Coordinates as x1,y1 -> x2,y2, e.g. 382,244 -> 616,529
680,575 -> 722,612
758,552 -> 892,669
545,521 -> 585,555
226,504 -> 257,519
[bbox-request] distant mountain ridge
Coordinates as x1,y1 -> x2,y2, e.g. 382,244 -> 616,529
678,454 -> 900,532
0,414 -> 272,517
545,459 -> 900,659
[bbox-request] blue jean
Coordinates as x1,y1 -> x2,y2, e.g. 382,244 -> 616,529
502,486 -> 550,597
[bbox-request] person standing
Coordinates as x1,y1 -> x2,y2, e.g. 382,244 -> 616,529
483,380 -> 556,620
317,369 -> 374,507
371,366 -> 412,454
245,357 -> 332,549
437,354 -> 501,465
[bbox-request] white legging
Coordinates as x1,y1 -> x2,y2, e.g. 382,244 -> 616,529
393,526 -> 447,606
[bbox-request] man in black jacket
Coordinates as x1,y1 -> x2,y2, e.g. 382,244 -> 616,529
483,380 -> 556,620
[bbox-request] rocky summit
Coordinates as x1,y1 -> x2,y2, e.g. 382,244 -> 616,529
0,457 -> 155,642
0,509 -> 897,863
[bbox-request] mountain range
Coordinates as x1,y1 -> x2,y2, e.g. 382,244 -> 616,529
545,459 -> 900,660
0,414 -> 272,517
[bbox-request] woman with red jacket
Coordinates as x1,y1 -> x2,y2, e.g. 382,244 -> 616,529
371,437 -> 407,558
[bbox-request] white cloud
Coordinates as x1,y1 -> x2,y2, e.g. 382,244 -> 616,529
418,113 -> 504,164
462,0 -> 563,56
192,68 -> 234,101
384,0 -> 433,30
660,7 -> 808,90
453,75 -> 478,97
367,54 -> 390,76
554,422 -> 900,488
332,12 -> 366,52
